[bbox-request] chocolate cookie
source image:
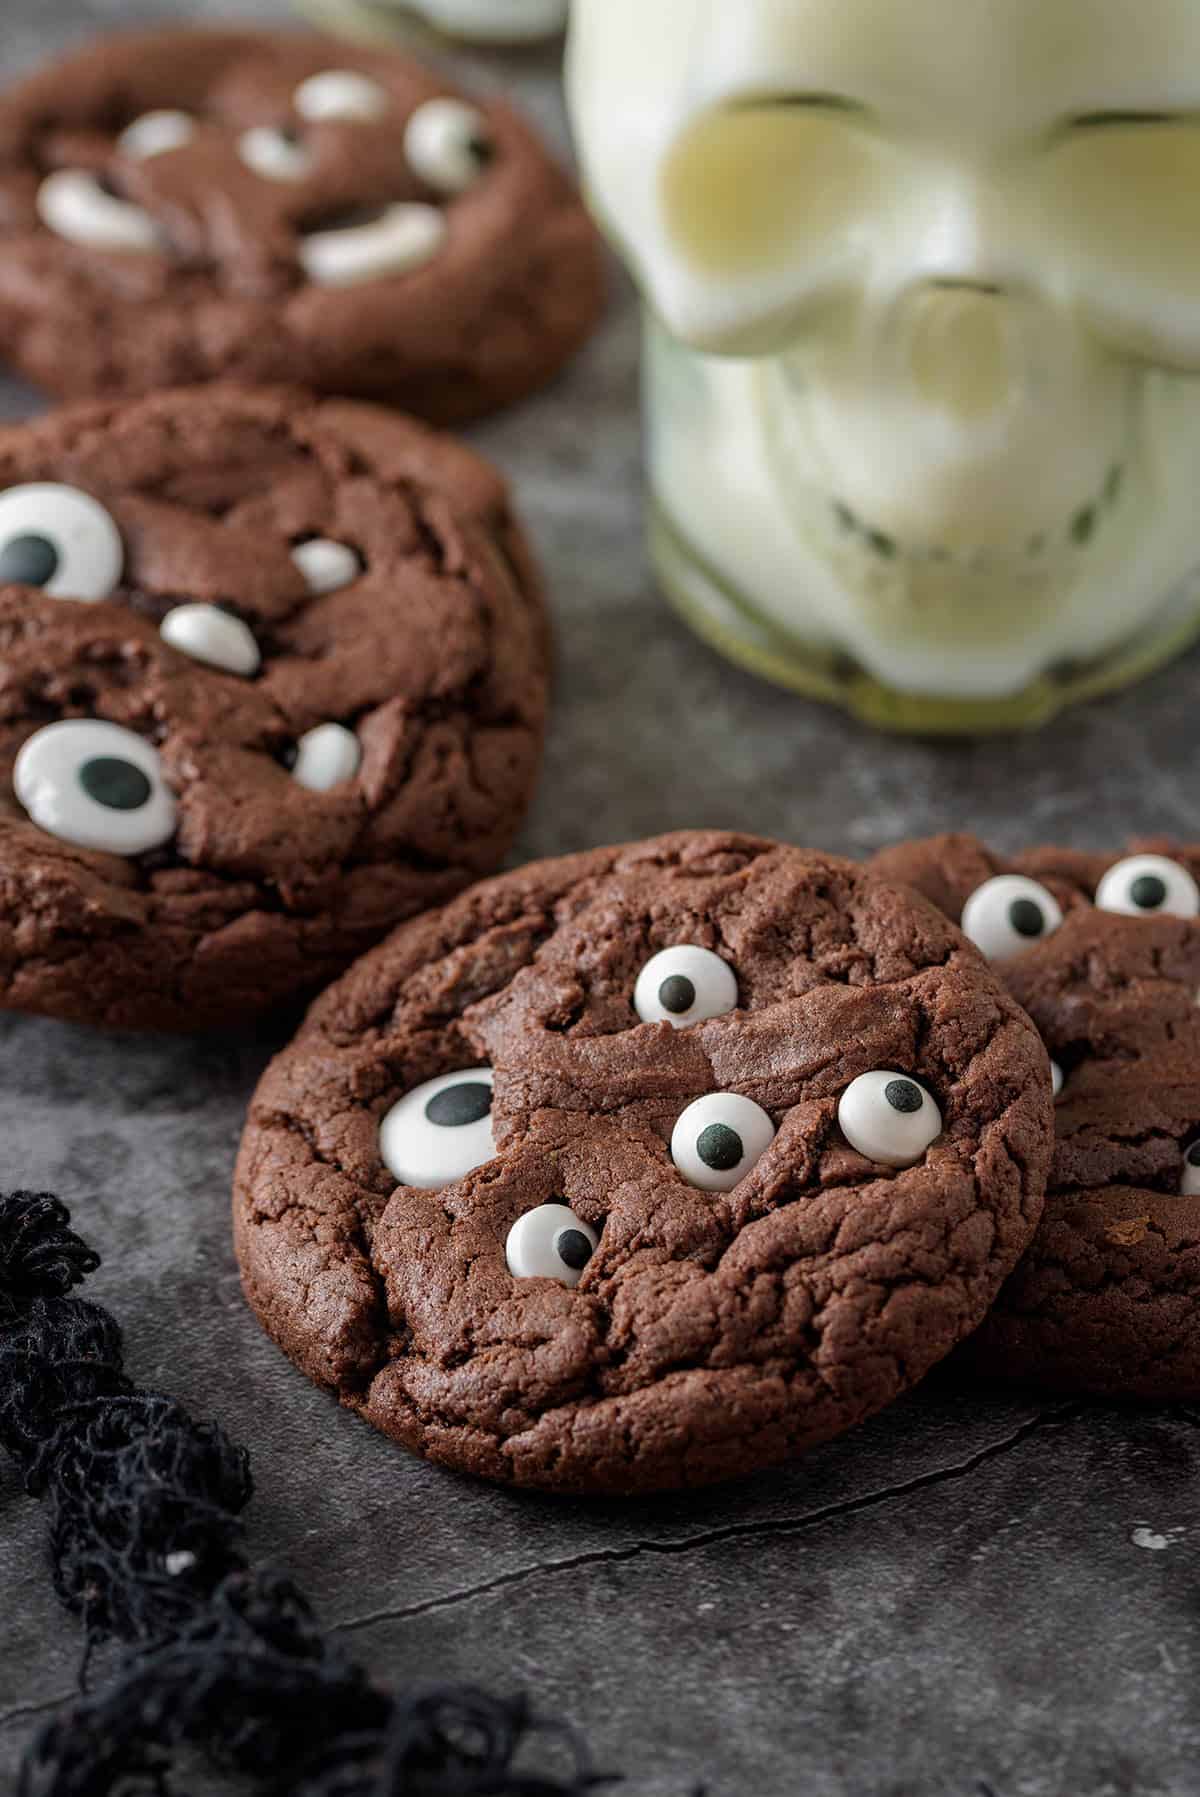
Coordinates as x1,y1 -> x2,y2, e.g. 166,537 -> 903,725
872,833 -> 1200,1402
234,832 -> 1052,1494
0,29 -> 604,419
0,384 -> 547,1032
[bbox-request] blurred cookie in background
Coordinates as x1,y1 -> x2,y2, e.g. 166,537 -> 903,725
0,384 -> 549,1031
0,29 -> 603,419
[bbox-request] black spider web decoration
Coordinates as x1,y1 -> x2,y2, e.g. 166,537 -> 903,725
0,1191 -> 619,1796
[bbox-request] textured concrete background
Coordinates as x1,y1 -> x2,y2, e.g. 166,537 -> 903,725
2,6 -> 1200,1795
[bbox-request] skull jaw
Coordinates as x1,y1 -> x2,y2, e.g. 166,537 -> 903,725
646,314 -> 1200,721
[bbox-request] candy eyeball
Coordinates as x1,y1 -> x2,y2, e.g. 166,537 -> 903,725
838,1071 -> 942,1169
117,111 -> 196,161
1095,854 -> 1200,921
1051,1060 -> 1065,1100
505,1203 -> 599,1287
14,719 -> 177,856
379,1068 -> 496,1189
633,945 -> 738,1029
238,126 -> 315,182
671,1092 -> 776,1192
160,604 -> 261,677
294,70 -> 389,124
299,203 -> 446,288
36,169 -> 160,253
291,539 -> 363,596
1182,1142 -> 1200,1197
960,875 -> 1065,963
405,99 -> 493,196
0,484 -> 123,602
290,723 -> 361,793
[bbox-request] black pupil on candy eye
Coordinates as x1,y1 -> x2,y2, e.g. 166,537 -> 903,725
555,1228 -> 593,1271
1131,875 -> 1168,911
696,1123 -> 744,1171
658,975 -> 696,1015
1008,898 -> 1046,939
425,1082 -> 491,1128
885,1079 -> 923,1116
78,756 -> 151,812
1187,1144 -> 1200,1168
0,533 -> 59,588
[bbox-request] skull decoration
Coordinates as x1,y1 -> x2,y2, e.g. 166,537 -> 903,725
298,0 -> 567,47
568,0 -> 1200,727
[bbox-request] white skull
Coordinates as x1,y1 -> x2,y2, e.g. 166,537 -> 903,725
568,0 -> 1200,708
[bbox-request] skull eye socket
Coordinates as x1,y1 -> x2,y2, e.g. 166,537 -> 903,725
633,944 -> 738,1029
14,719 -> 177,856
379,1068 -> 496,1189
506,1203 -> 598,1287
1045,119 -> 1200,363
671,1092 -> 776,1192
658,101 -> 879,347
1095,854 -> 1200,920
960,875 -> 1064,962
0,484 -> 123,602
838,1070 -> 942,1169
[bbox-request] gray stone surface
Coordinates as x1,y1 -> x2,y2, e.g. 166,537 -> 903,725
2,7 -> 1200,1795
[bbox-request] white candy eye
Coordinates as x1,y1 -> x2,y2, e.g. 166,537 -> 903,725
505,1203 -> 598,1287
160,604 -> 261,677
838,1071 -> 942,1169
299,203 -> 446,288
117,111 -> 195,160
238,126 -> 315,183
291,539 -> 362,595
294,71 -> 389,124
1182,1141 -> 1200,1196
290,723 -> 361,792
14,719 -> 177,856
379,1068 -> 496,1189
960,875 -> 1064,963
0,484 -> 123,602
633,944 -> 738,1029
37,170 -> 160,252
1051,1060 -> 1065,1100
1096,854 -> 1200,920
670,1092 -> 776,1193
404,99 -> 493,195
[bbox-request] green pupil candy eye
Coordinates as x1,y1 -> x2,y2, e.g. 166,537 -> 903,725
78,755 -> 152,812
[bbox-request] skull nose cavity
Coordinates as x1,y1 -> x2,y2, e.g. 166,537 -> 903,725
907,288 -> 1017,423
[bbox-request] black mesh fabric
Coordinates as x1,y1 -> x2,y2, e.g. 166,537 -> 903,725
0,1192 -> 617,1797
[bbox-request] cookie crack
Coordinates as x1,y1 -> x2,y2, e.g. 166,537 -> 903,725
330,1400 -> 1082,1634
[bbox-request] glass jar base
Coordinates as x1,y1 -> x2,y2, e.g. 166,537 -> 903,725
650,499 -> 1200,735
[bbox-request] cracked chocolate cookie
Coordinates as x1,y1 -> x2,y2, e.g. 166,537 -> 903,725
872,833 -> 1200,1402
234,832 -> 1052,1494
0,384 -> 547,1032
0,29 -> 605,419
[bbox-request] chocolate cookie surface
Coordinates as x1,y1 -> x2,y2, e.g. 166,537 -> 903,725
0,384 -> 547,1031
0,29 -> 604,418
872,833 -> 1200,1401
234,832 -> 1052,1494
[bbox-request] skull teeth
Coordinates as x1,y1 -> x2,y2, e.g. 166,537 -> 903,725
831,463 -> 1125,569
